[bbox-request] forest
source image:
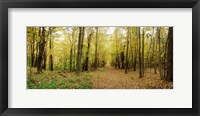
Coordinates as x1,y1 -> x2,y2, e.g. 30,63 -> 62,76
27,26 -> 173,89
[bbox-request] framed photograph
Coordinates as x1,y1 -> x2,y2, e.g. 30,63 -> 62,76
0,0 -> 199,116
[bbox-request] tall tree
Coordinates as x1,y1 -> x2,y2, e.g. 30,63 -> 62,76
76,27 -> 82,74
84,28 -> 93,71
37,27 -> 46,74
30,27 -> 36,67
69,28 -> 76,72
133,28 -> 138,71
146,27 -> 154,70
138,27 -> 143,78
49,27 -> 54,71
94,27 -> 98,70
158,27 -> 163,79
141,27 -> 145,77
125,27 -> 130,74
166,27 -> 173,81
76,27 -> 85,74
152,27 -> 157,74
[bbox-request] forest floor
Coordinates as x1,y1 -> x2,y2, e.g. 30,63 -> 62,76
27,64 -> 173,89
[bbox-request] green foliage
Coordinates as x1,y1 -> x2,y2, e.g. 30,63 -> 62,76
27,68 -> 92,89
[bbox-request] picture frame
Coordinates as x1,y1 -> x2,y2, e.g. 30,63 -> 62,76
0,0 -> 199,116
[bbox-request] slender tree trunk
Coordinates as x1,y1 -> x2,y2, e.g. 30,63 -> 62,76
158,27 -> 163,79
85,30 -> 92,71
69,29 -> 75,72
141,28 -> 145,77
94,27 -> 98,70
121,49 -> 125,69
49,28 -> 53,71
138,27 -> 142,78
31,27 -> 36,67
73,41 -> 76,71
147,27 -> 154,70
81,27 -> 85,71
152,27 -> 157,74
125,28 -> 130,74
34,40 -> 39,67
133,30 -> 137,71
69,46 -> 73,72
43,44 -> 47,70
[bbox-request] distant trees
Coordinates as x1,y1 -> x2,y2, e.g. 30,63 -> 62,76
27,27 -> 108,74
111,27 -> 173,82
27,26 -> 173,82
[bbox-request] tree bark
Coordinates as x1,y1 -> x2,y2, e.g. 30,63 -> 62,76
125,28 -> 130,74
37,27 -> 46,74
152,27 -> 157,74
133,28 -> 137,71
158,27 -> 163,79
166,27 -> 173,82
141,28 -> 145,77
85,29 -> 92,71
76,27 -> 82,74
94,27 -> 98,70
76,27 -> 85,74
138,27 -> 142,78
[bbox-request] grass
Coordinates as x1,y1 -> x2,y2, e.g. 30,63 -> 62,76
27,67 -> 173,89
27,68 -> 92,89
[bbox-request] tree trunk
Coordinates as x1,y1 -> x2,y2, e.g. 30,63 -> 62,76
138,27 -> 142,78
37,27 -> 46,74
125,28 -> 130,74
141,28 -> 145,77
152,27 -> 157,74
158,27 -> 163,79
133,29 -> 137,71
166,27 -> 173,82
69,47 -> 73,72
76,27 -> 82,74
85,29 -> 92,71
76,27 -> 85,74
146,27 -> 154,69
94,27 -> 98,70
49,28 -> 53,71
81,27 -> 85,71
31,27 -> 36,67
69,29 -> 75,72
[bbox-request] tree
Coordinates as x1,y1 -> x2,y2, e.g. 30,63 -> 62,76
138,27 -> 143,78
146,27 -> 154,71
49,27 -> 55,71
152,27 -> 157,74
125,27 -> 130,74
37,27 -> 46,74
94,27 -> 98,70
166,27 -> 173,82
84,28 -> 93,71
69,28 -> 76,72
158,27 -> 163,79
76,27 -> 85,74
133,28 -> 138,71
141,27 -> 145,77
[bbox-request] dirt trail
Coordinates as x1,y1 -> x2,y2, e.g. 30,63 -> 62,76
92,64 -> 173,89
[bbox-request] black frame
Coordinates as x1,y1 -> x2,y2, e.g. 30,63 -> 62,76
0,0 -> 199,116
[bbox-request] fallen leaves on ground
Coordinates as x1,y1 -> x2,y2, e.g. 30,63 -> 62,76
27,66 -> 173,89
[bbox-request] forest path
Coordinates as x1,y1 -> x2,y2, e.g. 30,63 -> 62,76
91,64 -> 172,89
